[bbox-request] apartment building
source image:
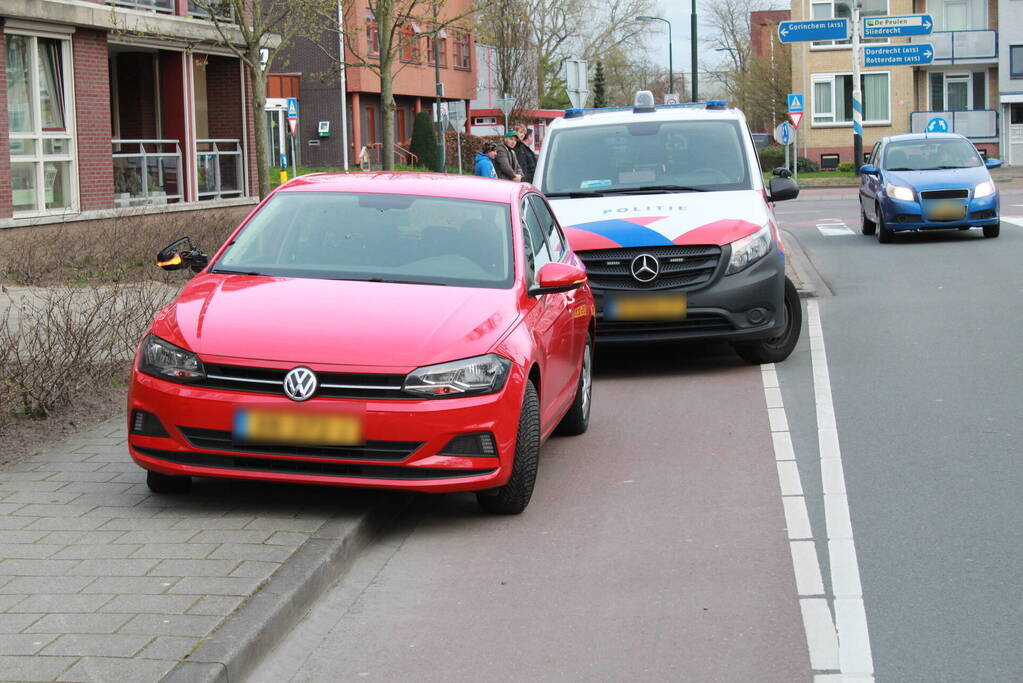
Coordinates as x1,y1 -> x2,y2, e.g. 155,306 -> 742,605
790,0 -> 1000,166
998,0 -> 1023,164
278,0 -> 476,169
2,0 -> 261,226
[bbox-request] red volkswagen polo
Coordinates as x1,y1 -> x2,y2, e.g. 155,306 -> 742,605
128,173 -> 594,514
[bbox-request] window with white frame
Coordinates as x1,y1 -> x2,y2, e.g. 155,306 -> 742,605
811,0 -> 888,47
5,32 -> 76,216
812,73 -> 890,124
928,71 -> 987,110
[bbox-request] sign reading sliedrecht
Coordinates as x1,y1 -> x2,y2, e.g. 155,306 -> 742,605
777,19 -> 849,43
862,14 -> 933,38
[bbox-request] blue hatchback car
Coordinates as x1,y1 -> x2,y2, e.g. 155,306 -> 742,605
858,133 -> 1002,243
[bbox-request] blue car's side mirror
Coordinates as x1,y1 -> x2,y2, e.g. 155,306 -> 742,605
859,164 -> 878,175
986,158 -> 1002,169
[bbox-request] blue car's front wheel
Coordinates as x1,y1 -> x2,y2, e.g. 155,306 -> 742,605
877,202 -> 894,244
983,222 -> 1000,239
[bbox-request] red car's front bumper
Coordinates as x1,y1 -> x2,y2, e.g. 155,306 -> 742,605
128,367 -> 525,494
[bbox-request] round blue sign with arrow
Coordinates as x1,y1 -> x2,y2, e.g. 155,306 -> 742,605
925,117 -> 949,133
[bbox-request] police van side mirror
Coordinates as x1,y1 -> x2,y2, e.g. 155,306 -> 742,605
768,177 -> 799,202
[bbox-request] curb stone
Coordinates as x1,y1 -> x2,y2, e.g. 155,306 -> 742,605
781,228 -> 830,299
160,493 -> 414,683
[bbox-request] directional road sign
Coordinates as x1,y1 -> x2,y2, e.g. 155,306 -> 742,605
863,43 -> 934,66
777,19 -> 849,43
286,97 -> 298,136
774,121 -> 793,146
787,94 -> 804,113
862,14 -> 933,38
926,117 -> 950,133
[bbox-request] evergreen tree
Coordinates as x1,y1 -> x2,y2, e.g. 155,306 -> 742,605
409,112 -> 437,170
593,62 -> 607,108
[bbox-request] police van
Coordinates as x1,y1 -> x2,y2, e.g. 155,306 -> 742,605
532,91 -> 802,364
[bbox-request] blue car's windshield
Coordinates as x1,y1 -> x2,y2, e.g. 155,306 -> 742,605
883,139 -> 983,171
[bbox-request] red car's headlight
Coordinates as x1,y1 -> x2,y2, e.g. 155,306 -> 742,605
403,354 -> 512,398
139,334 -> 206,382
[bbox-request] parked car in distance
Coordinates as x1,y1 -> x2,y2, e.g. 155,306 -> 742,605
129,173 -> 595,514
859,132 -> 1002,243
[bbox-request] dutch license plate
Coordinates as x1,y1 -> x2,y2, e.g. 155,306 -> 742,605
605,293 -> 687,321
233,408 -> 363,446
927,200 -> 966,221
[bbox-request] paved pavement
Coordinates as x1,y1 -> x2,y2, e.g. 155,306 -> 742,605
0,417 -> 404,683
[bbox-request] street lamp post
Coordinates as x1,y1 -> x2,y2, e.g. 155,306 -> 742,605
691,0 -> 698,101
636,16 -> 672,97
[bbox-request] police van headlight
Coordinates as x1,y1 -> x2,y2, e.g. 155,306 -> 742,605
726,225 -> 773,275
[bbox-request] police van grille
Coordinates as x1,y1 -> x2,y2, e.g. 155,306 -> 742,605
578,245 -> 722,291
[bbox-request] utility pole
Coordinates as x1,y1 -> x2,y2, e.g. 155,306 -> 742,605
852,0 -> 863,176
433,3 -> 446,173
336,0 -> 349,171
691,0 -> 698,101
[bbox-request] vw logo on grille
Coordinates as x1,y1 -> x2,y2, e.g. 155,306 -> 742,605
630,253 -> 660,283
283,367 -> 318,402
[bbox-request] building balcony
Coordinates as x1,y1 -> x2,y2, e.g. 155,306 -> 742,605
196,139 -> 244,201
107,0 -> 174,13
910,110 -> 998,141
112,140 -> 183,208
909,30 -> 997,65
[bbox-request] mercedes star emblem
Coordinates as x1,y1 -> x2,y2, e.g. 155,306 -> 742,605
630,253 -> 660,283
283,367 -> 318,402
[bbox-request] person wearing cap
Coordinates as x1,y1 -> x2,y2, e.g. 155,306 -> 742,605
494,131 -> 523,182
513,124 -> 537,183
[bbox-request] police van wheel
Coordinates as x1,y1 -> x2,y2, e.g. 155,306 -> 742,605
733,277 -> 802,365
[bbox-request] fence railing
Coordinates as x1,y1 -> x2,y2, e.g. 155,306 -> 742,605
361,143 -> 421,169
910,110 -> 998,140
909,30 -> 996,63
196,139 -> 243,200
107,0 -> 174,13
112,139 -> 183,208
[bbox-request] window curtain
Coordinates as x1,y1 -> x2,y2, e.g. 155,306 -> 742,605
862,73 -> 888,121
930,72 -> 944,110
814,81 -> 833,120
38,39 -> 65,131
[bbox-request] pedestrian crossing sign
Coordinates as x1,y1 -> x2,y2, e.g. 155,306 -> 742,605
787,94 -> 803,113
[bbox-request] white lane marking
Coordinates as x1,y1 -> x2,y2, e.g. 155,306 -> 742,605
817,222 -> 855,236
1002,216 -> 1023,226
761,363 -> 837,672
802,599 -> 841,671
808,299 -> 875,678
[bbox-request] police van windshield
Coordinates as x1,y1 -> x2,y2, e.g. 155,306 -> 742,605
540,119 -> 753,196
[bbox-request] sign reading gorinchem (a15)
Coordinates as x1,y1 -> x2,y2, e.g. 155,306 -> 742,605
863,44 -> 934,66
777,19 -> 849,43
862,14 -> 933,38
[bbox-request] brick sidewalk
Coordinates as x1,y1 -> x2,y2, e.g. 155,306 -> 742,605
0,415 -> 383,682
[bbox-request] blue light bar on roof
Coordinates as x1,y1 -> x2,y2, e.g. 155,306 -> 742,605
706,100 -> 728,109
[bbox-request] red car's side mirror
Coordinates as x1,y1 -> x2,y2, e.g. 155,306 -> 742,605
530,262 -> 587,296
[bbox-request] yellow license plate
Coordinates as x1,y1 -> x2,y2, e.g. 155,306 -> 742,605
928,201 -> 966,221
234,408 -> 363,446
606,294 -> 687,321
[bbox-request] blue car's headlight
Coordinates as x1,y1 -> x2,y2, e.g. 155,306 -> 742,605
974,180 -> 996,199
884,183 -> 915,202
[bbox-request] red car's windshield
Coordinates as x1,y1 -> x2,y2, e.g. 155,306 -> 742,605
214,192 -> 514,288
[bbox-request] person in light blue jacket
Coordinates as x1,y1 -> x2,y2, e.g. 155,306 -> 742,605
474,141 -> 498,178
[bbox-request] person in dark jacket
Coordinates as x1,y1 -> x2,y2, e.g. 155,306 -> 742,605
513,124 -> 537,183
474,142 -> 498,178
493,132 -> 522,182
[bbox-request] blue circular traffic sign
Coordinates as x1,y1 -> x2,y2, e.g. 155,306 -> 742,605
925,117 -> 949,133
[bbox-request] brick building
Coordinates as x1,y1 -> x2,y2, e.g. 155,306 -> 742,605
276,0 -> 476,169
1,0 -> 260,226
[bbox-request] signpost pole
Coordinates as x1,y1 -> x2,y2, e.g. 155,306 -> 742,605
794,128 -> 798,181
852,0 -> 864,176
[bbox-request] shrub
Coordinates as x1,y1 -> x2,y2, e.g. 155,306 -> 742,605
409,112 -> 437,171
837,161 -> 855,174
797,157 -> 820,173
758,145 -> 785,171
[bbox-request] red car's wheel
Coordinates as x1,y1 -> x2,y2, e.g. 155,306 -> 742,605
146,470 -> 191,494
477,382 -> 540,515
555,334 -> 592,436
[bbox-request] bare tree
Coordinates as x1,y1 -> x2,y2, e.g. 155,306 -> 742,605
326,0 -> 476,170
477,0 -> 537,111
598,44 -> 685,107
189,0 -> 336,198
